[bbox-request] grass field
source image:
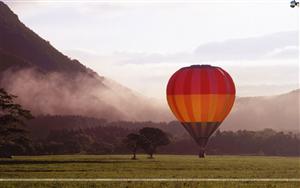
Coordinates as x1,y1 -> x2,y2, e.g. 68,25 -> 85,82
0,155 -> 299,187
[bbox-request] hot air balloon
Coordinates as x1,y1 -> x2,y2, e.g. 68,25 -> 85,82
166,65 -> 235,158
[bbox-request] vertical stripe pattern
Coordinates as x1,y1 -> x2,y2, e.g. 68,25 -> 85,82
166,65 -> 236,148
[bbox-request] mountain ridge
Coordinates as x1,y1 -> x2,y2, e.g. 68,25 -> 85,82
0,1 -> 95,76
0,1 -> 171,121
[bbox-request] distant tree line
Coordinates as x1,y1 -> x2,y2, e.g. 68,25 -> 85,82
164,129 -> 300,156
209,129 -> 300,156
4,125 -> 298,157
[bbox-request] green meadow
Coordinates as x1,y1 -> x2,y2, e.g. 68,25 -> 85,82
0,155 -> 299,187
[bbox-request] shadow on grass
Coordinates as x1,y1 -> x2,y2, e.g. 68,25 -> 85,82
0,159 -> 158,165
0,160 -> 133,165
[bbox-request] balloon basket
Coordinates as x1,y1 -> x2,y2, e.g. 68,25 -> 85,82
198,148 -> 205,158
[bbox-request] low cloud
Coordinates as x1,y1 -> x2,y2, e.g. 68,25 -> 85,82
0,68 -> 172,121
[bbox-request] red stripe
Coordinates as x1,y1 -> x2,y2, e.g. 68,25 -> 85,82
215,68 -> 227,94
173,68 -> 189,94
184,68 -> 195,121
190,68 -> 201,94
167,65 -> 235,95
207,67 -> 217,93
166,70 -> 177,94
200,68 -> 210,93
223,69 -> 236,94
168,73 -> 185,122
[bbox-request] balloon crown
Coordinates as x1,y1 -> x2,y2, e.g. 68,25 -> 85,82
181,64 -> 213,70
190,64 -> 212,68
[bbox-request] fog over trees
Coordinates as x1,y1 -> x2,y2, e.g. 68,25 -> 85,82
2,114 -> 299,157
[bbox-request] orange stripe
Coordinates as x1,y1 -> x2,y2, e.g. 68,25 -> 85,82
219,95 -> 235,121
167,95 -> 184,122
208,94 -> 218,121
200,95 -> 209,122
184,95 -> 196,122
167,94 -> 235,122
214,94 -> 227,121
176,95 -> 192,122
191,95 -> 201,121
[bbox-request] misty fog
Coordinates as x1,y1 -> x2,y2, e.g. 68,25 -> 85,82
0,68 -> 172,122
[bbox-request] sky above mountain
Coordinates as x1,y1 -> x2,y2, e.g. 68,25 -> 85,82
4,0 -> 299,100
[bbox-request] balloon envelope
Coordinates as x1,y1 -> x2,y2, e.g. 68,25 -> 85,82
166,65 -> 235,152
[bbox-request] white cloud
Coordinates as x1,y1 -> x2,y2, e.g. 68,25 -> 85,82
65,47 -> 299,100
263,46 -> 299,59
62,30 -> 299,100
69,31 -> 299,65
67,31 -> 298,66
194,31 -> 298,61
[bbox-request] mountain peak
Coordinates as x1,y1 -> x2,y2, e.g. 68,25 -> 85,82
0,1 -> 94,75
0,2 -> 19,25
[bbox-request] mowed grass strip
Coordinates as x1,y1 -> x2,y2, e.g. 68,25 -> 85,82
0,155 -> 299,179
1,182 -> 300,188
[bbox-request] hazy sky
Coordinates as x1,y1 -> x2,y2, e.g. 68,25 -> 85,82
4,0 -> 299,100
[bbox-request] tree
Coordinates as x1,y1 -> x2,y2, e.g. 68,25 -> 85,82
0,88 -> 33,158
139,127 -> 170,158
123,133 -> 140,160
